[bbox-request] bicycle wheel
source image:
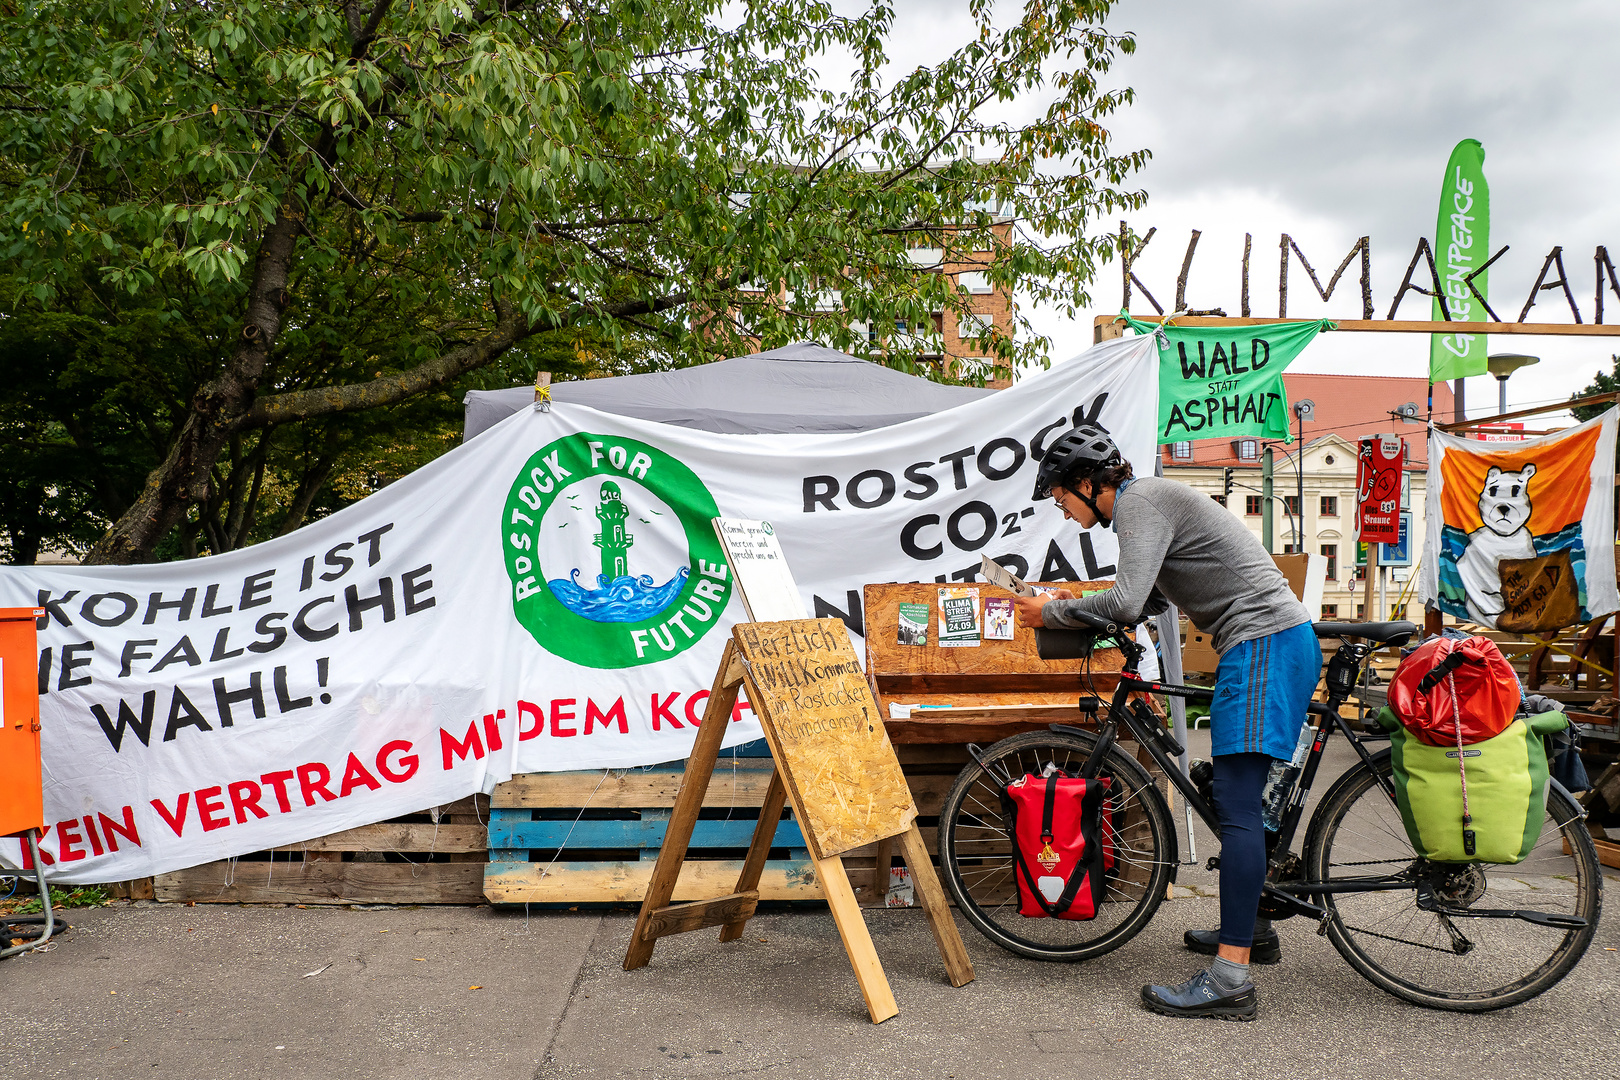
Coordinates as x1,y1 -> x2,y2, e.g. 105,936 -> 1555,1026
936,728 -> 1176,962
1304,749 -> 1602,1011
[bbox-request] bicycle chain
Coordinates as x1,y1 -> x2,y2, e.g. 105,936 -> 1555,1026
1336,922 -> 1465,955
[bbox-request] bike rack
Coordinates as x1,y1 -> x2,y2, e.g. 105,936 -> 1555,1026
0,834 -> 56,960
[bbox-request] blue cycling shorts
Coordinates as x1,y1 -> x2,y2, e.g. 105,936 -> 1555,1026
1209,620 -> 1319,760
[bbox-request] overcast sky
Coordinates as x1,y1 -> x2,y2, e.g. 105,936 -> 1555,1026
873,0 -> 1620,420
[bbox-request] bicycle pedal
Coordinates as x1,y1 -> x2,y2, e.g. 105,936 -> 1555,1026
1316,915 -> 1332,936
1206,856 -> 1220,871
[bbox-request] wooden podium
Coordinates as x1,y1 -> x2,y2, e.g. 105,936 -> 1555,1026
623,619 -> 974,1023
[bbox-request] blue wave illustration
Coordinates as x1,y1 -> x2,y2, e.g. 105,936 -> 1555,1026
546,567 -> 690,623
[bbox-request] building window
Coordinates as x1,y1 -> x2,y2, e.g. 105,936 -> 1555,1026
956,312 -> 993,340
1235,439 -> 1259,461
1356,603 -> 1366,619
1284,494 -> 1300,517
1282,544 -> 1299,554
1320,496 -> 1338,517
1245,495 -> 1263,516
1322,604 -> 1338,618
1171,441 -> 1192,460
1211,494 -> 1227,507
957,270 -> 994,294
1354,565 -> 1367,582
1321,544 -> 1338,580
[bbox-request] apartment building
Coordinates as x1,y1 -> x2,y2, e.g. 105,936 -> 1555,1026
734,207 -> 1016,387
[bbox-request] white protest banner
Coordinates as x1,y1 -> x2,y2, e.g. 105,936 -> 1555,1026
0,334 -> 1157,883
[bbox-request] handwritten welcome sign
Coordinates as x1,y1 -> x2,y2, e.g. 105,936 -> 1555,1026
733,619 -> 915,859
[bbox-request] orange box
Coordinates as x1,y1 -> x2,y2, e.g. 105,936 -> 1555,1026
0,607 -> 44,837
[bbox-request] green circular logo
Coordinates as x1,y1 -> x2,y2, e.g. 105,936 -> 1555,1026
502,434 -> 732,668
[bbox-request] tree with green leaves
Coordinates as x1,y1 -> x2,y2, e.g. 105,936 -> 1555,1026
1571,356 -> 1620,421
1,0 -> 1147,564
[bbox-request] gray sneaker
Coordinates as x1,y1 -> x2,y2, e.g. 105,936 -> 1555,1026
1183,927 -> 1282,964
1141,968 -> 1258,1021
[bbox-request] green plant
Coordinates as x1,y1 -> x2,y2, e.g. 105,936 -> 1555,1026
5,884 -> 114,915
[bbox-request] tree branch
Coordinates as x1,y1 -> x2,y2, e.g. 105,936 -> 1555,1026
243,291 -> 695,427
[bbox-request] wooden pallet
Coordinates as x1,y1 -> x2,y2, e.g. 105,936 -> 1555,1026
484,746 -> 962,906
149,796 -> 490,905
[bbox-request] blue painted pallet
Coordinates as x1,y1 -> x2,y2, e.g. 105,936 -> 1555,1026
482,754 -> 821,903
488,816 -> 805,851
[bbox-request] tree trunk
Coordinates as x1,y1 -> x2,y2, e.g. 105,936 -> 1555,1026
83,209 -> 302,564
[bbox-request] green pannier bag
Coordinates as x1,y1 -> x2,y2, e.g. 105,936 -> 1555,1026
1375,707 -> 1569,864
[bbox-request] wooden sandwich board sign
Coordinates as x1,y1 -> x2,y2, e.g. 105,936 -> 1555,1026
625,521 -> 973,1023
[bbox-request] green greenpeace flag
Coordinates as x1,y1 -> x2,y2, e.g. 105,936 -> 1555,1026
1429,139 -> 1490,382
1131,316 -> 1331,445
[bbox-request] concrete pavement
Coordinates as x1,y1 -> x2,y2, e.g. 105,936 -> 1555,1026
2,877 -> 1617,1080
3,727 -> 1617,1079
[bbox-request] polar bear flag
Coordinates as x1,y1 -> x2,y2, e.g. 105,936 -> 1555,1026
1422,409 -> 1618,631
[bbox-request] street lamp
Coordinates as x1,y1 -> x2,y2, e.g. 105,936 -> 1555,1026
1486,353 -> 1540,415
1292,399 -> 1315,551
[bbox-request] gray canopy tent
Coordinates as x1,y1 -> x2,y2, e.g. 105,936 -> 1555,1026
462,341 -> 996,439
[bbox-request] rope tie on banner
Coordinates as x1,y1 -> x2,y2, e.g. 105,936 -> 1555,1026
539,769 -> 611,882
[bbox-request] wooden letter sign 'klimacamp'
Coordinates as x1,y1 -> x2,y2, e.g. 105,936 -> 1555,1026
623,618 -> 974,1023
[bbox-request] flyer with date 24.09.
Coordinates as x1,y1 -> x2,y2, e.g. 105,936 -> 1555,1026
938,586 -> 981,647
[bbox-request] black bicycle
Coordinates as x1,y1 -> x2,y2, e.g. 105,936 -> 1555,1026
935,612 -> 1603,1012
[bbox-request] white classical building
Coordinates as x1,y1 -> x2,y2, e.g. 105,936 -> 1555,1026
1162,373 -> 1457,622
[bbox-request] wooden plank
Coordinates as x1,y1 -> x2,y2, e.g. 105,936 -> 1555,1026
641,891 -> 759,940
493,768 -> 954,816
736,620 -> 917,860
888,716 -> 1088,745
812,851 -> 898,1024
890,703 -> 1093,723
274,822 -> 486,854
897,822 -> 975,988
488,816 -> 805,851
1595,837 -> 1620,871
434,795 -> 490,816
895,745 -> 974,766
154,861 -> 485,905
626,639 -> 743,970
493,766 -> 776,808
485,859 -> 821,903
878,671 -> 1117,695
719,769 -> 787,943
1092,313 -> 1620,338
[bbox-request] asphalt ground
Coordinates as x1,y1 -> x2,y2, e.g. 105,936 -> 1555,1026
3,729 -> 1617,1080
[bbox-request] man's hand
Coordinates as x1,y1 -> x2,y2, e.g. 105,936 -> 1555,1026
1013,594 -> 1049,628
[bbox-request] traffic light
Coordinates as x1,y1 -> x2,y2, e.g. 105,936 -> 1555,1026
1223,468 -> 1234,498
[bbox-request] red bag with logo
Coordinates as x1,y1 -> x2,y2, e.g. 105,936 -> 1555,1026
1002,774 -> 1112,920
1388,635 -> 1520,747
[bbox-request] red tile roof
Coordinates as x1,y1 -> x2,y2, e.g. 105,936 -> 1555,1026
1162,373 -> 1450,469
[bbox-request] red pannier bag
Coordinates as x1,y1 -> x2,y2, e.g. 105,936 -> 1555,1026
1388,635 -> 1520,747
1002,774 -> 1112,920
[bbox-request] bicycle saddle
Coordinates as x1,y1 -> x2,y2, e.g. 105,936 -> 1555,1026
1313,620 -> 1416,646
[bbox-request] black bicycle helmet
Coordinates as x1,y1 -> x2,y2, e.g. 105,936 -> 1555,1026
1033,422 -> 1121,500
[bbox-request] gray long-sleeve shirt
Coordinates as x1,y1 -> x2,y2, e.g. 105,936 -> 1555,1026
1043,475 -> 1309,656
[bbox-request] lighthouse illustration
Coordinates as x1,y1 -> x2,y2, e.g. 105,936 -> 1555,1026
592,481 -> 633,582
